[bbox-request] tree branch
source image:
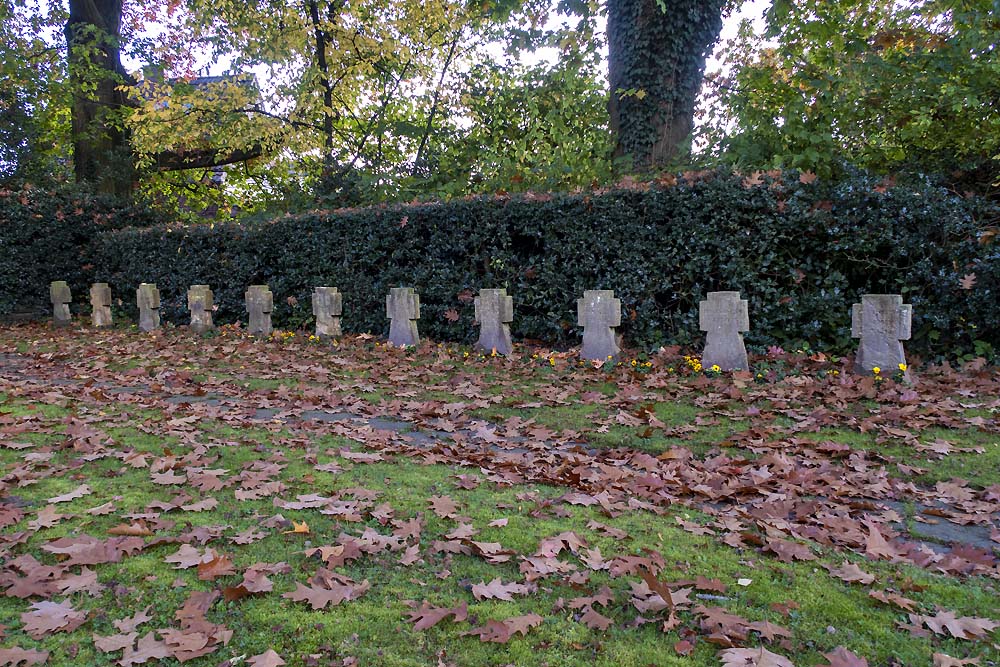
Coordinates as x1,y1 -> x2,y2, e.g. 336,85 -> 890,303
412,28 -> 462,175
154,144 -> 263,171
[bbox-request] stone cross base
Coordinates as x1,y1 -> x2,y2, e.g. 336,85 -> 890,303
136,284 -> 161,332
246,285 -> 274,337
699,291 -> 750,371
386,287 -> 420,347
851,294 -> 912,375
474,288 -> 514,355
313,287 -> 343,339
188,285 -> 215,334
578,290 -> 621,361
50,281 -> 72,327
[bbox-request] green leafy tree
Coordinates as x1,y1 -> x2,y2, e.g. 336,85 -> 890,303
0,1 -> 70,185
701,0 -> 1000,185
411,53 -> 613,197
127,0 -> 615,208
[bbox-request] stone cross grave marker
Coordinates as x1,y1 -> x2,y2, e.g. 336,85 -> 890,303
386,287 -> 420,347
50,281 -> 72,327
577,290 -> 621,361
312,287 -> 343,339
246,285 -> 274,337
474,288 -> 514,355
852,294 -> 912,375
187,285 -> 214,334
90,283 -> 113,328
699,291 -> 750,371
136,283 -> 161,332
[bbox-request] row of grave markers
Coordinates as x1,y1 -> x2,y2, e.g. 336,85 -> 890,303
48,281 -> 912,374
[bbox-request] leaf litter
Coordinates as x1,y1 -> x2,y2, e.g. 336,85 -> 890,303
0,325 -> 997,665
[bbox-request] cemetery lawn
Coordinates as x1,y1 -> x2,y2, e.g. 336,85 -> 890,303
0,323 -> 997,667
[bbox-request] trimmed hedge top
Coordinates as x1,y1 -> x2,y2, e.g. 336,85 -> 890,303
0,187 -> 161,315
3,172 -> 998,359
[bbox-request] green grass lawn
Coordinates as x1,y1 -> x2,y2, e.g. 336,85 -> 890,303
0,324 -> 997,667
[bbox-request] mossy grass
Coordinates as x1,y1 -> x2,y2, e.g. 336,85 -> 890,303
0,391 -> 997,666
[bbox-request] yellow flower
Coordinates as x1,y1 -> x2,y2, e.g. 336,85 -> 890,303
898,363 -> 907,371
710,364 -> 721,372
872,367 -> 881,374
631,359 -> 637,367
549,357 -> 555,366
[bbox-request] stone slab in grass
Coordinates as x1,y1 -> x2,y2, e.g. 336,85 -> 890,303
90,283 -> 113,328
246,285 -> 274,337
699,291 -> 749,371
312,287 -> 343,340
187,285 -> 215,334
577,290 -> 621,361
136,283 -> 161,332
474,288 -> 514,356
49,281 -> 71,327
386,287 -> 420,347
852,294 -> 911,375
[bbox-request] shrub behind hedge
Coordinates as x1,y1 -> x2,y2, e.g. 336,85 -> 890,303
72,171 -> 997,359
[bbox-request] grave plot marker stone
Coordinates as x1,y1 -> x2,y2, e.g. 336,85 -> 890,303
851,294 -> 912,375
136,283 -> 161,332
577,290 -> 621,361
90,283 -> 113,328
386,287 -> 420,347
246,285 -> 274,337
187,285 -> 214,334
474,288 -> 514,355
699,291 -> 750,371
312,287 -> 343,339
50,281 -> 72,327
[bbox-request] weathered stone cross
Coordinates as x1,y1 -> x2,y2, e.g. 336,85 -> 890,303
188,285 -> 214,334
246,285 -> 274,336
577,289 -> 621,361
474,288 -> 514,355
50,281 -> 71,327
699,291 -> 750,371
312,287 -> 343,339
136,283 -> 161,332
386,287 -> 420,347
90,283 -> 113,328
851,293 -> 911,374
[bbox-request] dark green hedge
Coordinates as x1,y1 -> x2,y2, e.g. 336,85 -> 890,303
0,186 -> 162,316
5,172 -> 998,358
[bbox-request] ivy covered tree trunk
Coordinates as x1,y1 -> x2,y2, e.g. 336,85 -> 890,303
65,0 -> 134,195
607,0 -> 725,172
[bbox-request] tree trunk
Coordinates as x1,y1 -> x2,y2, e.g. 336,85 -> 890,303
65,0 -> 134,195
607,0 -> 725,173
